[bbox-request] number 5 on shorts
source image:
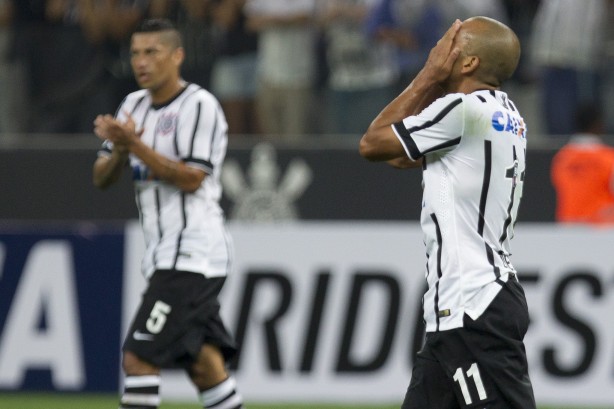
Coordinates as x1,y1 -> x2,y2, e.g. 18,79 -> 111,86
146,300 -> 172,334
453,363 -> 487,405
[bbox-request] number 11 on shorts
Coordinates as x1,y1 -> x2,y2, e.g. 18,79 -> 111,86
453,363 -> 487,405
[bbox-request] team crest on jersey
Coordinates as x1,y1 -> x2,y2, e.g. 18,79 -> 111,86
221,143 -> 312,221
156,113 -> 177,136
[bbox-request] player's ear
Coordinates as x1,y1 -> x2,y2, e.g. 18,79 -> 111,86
172,47 -> 185,67
460,55 -> 480,75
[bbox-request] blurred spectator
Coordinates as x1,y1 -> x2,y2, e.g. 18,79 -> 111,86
100,0 -> 148,106
500,0 -> 541,83
365,0 -> 444,92
8,0 -> 144,134
531,0 -> 611,136
209,0 -> 260,135
439,0 -> 508,23
148,0 -> 216,89
245,0 -> 317,139
551,103 -> 614,224
0,0 -> 27,133
316,0 -> 398,136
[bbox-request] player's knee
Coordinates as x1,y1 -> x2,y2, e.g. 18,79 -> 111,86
189,345 -> 228,389
122,351 -> 159,376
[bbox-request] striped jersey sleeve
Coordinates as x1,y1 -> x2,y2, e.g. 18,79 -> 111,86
175,91 -> 226,175
391,93 -> 465,160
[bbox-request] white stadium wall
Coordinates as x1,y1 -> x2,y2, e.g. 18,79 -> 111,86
125,222 -> 614,407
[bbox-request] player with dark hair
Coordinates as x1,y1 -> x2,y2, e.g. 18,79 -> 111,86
92,18 -> 243,409
360,17 -> 536,408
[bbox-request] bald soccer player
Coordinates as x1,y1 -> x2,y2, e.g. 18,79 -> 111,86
360,17 -> 535,409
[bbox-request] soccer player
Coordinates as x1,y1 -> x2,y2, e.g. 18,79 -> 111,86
92,19 -> 243,409
360,17 -> 535,409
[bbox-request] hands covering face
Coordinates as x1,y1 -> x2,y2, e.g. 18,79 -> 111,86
421,19 -> 462,85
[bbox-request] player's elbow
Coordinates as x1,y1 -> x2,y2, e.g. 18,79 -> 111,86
179,171 -> 206,194
180,180 -> 201,194
359,131 -> 393,162
359,133 -> 380,161
93,176 -> 109,190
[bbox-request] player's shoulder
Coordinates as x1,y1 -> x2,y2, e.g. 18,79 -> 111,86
114,89 -> 149,119
123,89 -> 149,106
435,92 -> 466,106
420,92 -> 465,118
180,83 -> 221,107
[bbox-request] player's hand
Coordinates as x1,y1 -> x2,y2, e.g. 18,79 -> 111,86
419,19 -> 462,85
93,114 -> 142,149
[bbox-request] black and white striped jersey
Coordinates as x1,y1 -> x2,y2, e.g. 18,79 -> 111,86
98,83 -> 232,279
392,90 -> 527,332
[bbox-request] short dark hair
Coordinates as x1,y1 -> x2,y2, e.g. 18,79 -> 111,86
133,18 -> 183,49
135,18 -> 177,33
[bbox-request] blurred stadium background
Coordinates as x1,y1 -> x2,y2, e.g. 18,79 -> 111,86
1,0 -> 614,408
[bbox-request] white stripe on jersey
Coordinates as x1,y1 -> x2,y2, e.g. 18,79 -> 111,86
392,90 -> 527,332
99,84 -> 232,279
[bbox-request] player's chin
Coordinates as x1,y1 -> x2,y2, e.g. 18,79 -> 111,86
135,78 -> 150,89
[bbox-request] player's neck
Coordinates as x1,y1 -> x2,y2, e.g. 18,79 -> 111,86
150,78 -> 187,105
445,77 -> 498,95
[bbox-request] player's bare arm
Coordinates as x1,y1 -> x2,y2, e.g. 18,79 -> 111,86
94,114 -> 205,193
92,146 -> 129,189
359,20 -> 461,162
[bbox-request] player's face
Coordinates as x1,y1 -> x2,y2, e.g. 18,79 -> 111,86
130,33 -> 182,91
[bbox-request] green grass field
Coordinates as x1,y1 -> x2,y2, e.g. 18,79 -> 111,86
0,394 -> 607,409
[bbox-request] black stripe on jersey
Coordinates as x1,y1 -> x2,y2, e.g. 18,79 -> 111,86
392,123 -> 420,158
140,109 -> 150,133
184,157 -> 214,173
132,95 -> 147,115
188,102 -> 202,157
171,193 -> 187,270
508,99 -> 517,112
173,86 -> 202,157
209,106 -> 220,158
476,95 -> 486,103
421,136 -> 461,155
135,187 -> 144,230
501,94 -> 509,110
114,94 -> 146,120
430,213 -> 444,332
114,95 -> 128,118
485,243 -> 501,280
489,90 -> 496,98
499,146 -> 518,244
393,98 -> 463,159
153,187 -> 162,269
477,140 -> 492,235
513,148 -> 527,229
